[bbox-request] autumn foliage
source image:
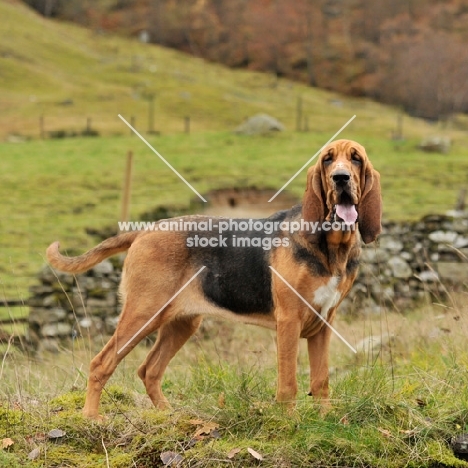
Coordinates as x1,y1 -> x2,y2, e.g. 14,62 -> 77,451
24,0 -> 468,119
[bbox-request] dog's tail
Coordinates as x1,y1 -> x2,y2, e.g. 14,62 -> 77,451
46,231 -> 141,274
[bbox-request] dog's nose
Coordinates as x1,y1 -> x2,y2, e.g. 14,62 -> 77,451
332,171 -> 351,185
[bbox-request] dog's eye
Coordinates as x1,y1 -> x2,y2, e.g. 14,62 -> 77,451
323,151 -> 333,165
351,150 -> 361,165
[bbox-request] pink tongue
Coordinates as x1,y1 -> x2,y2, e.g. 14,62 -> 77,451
336,204 -> 358,225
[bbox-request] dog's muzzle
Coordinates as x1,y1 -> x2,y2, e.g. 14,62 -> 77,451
331,171 -> 358,225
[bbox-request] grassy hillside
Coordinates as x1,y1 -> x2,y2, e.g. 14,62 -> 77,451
1,300 -> 468,467
1,0 -> 468,139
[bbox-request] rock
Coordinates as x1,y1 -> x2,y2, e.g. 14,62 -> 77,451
78,317 -> 103,334
370,283 -> 394,303
400,251 -> 413,261
39,338 -> 60,353
29,285 -> 54,295
361,297 -> 382,315
79,318 -> 93,329
356,334 -> 394,353
38,266 -> 57,284
88,287 -> 107,299
379,236 -> 403,253
338,297 -> 352,314
357,262 -> 377,278
104,316 -> 120,334
42,322 -> 72,337
428,230 -> 458,244
388,256 -> 412,279
361,248 -> 390,264
454,236 -> 468,248
92,260 -> 114,276
419,136 -> 451,153
86,298 -> 111,316
395,282 -> 411,294
234,114 -> 285,135
106,292 -> 117,307
417,270 -> 439,283
452,433 -> 468,455
450,218 -> 468,233
38,265 -> 74,286
28,297 -> 48,307
75,276 -> 96,290
71,289 -> 86,308
348,282 -> 367,298
42,294 -> 59,308
29,308 -> 67,326
437,263 -> 468,283
7,133 -> 28,143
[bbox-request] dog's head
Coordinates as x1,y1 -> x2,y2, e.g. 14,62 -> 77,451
302,139 -> 382,244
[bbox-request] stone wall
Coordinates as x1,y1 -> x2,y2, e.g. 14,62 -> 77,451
28,256 -> 125,351
28,213 -> 468,351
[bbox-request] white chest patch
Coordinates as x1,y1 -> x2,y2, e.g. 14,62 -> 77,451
313,276 -> 342,317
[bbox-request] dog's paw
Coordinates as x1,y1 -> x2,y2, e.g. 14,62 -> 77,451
82,411 -> 107,422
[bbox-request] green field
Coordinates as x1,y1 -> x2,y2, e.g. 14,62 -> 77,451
2,132 -> 468,299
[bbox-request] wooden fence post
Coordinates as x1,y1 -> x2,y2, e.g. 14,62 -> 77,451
148,95 -> 155,133
296,96 -> 303,132
40,115 -> 44,139
120,151 -> 134,222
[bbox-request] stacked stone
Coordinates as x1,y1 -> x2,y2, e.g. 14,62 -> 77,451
342,214 -> 468,315
28,257 -> 123,351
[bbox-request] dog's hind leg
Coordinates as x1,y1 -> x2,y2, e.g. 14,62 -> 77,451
82,297 -> 166,420
137,315 -> 203,409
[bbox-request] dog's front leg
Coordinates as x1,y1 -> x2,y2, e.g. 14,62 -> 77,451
276,319 -> 301,407
307,324 -> 333,403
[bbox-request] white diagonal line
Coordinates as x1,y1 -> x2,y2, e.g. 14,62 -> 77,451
269,266 -> 357,353
117,266 -> 206,354
118,114 -> 207,203
268,115 -> 356,202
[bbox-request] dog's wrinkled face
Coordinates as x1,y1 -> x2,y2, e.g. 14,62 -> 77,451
302,138 -> 381,244
320,139 -> 367,225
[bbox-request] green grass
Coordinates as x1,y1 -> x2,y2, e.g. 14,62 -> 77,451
1,133 -> 468,298
2,304 -> 468,467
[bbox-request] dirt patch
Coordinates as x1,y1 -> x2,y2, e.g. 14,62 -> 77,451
87,187 -> 299,240
202,187 -> 299,218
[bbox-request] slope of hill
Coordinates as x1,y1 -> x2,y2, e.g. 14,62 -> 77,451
20,0 -> 468,120
1,0 -> 464,139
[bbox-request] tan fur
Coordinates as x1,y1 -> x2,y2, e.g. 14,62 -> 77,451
46,139 -> 381,419
46,231 -> 140,274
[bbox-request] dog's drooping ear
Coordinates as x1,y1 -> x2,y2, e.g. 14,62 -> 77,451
301,163 -> 325,242
358,162 -> 382,244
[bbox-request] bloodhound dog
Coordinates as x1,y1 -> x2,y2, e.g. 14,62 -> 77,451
47,139 -> 381,419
